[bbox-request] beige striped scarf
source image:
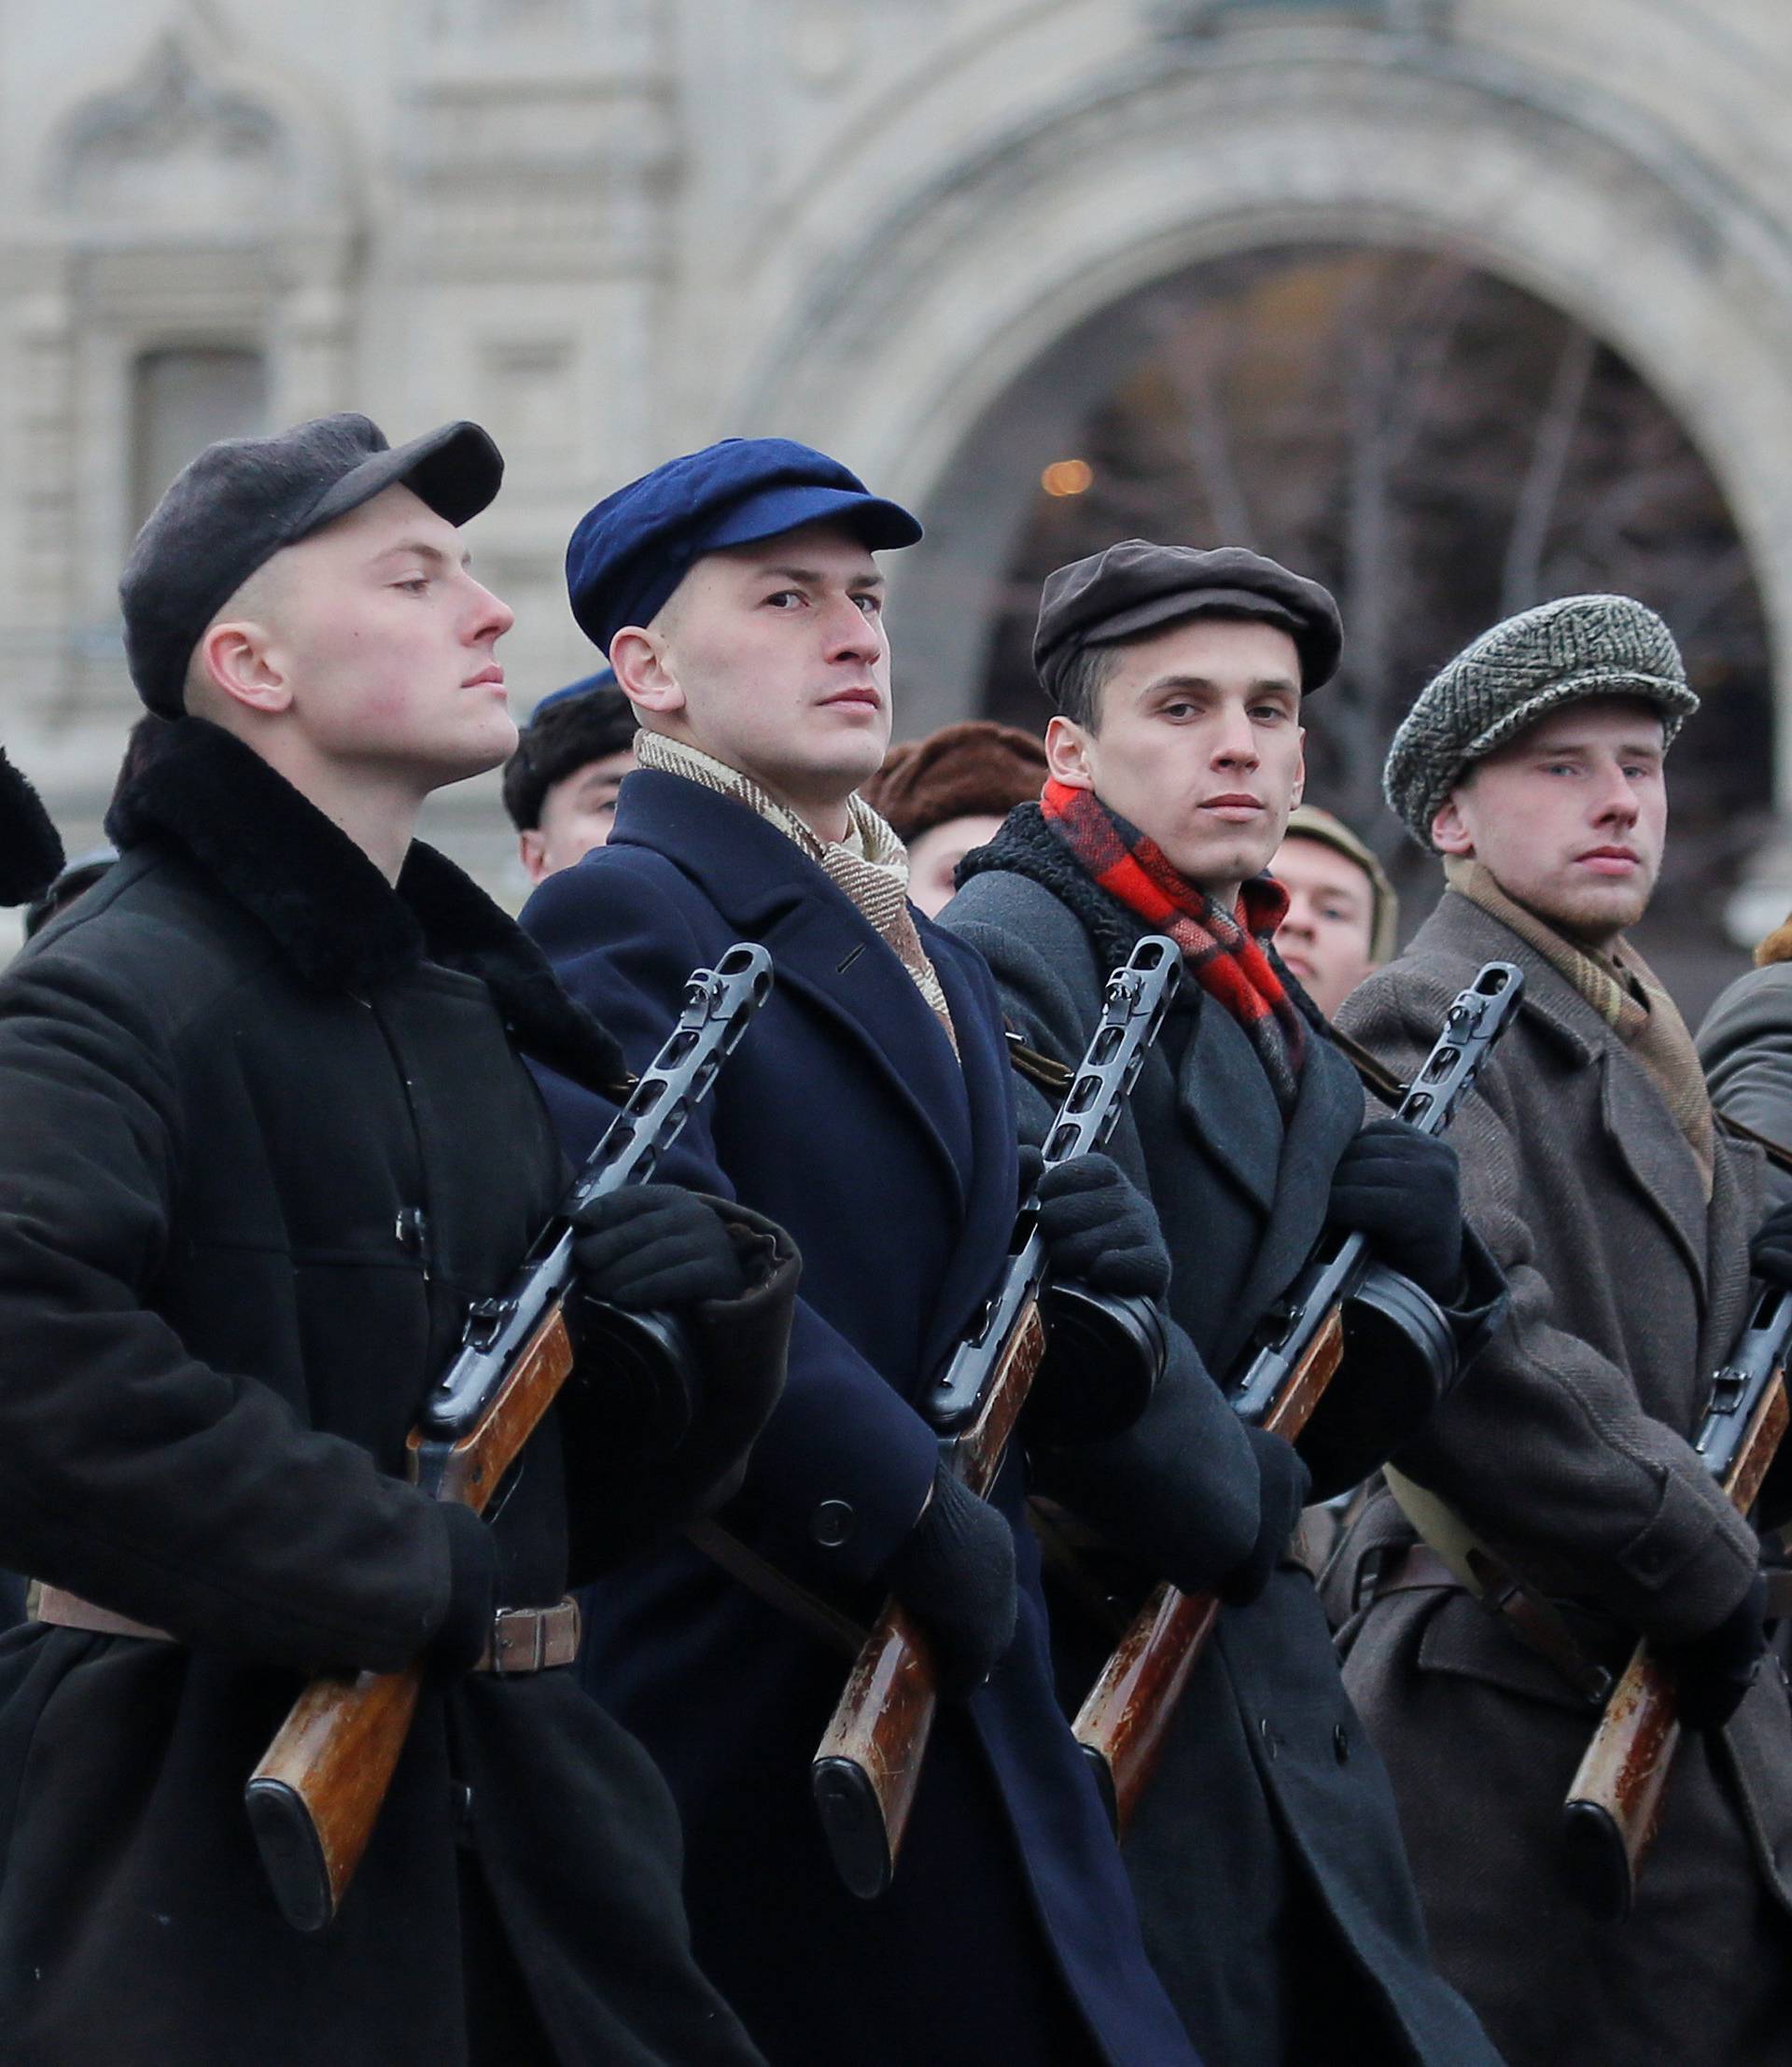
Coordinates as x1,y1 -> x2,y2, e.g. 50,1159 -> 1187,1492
633,729 -> 957,1048
1446,857 -> 1713,1196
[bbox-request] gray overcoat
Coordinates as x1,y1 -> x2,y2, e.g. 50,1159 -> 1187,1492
945,815 -> 1502,2067
1330,887 -> 1792,2067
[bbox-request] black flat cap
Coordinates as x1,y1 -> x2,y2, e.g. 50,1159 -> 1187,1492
1033,540 -> 1343,705
121,412 -> 505,718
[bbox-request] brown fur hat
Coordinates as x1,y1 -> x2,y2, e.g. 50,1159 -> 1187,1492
861,720 -> 1047,845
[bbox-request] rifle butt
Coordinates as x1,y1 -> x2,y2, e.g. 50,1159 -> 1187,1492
811,1601 -> 938,1900
245,1661 -> 425,1933
1561,1642 -> 1678,1922
1073,1583 -> 1220,1838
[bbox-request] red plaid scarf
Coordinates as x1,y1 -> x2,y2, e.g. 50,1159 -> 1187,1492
1041,777 -> 1305,1114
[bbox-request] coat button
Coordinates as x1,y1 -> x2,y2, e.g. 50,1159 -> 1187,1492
1258,1715 -> 1278,1760
811,1500 -> 855,1549
395,1207 -> 427,1254
1334,1724 -> 1351,1765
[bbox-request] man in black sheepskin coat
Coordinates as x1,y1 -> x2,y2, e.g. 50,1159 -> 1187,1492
0,415 -> 798,2067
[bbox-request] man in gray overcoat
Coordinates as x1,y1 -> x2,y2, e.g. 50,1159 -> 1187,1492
942,540 -> 1505,2067
1330,594 -> 1792,2066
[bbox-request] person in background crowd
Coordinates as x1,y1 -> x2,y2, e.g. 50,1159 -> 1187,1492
23,714 -> 176,938
1697,907 -> 1792,1206
1270,803 -> 1398,1021
0,737 -> 63,1627
0,412 -> 797,2067
943,540 -> 1504,2067
501,667 -> 638,882
525,439 -> 1207,2067
860,718 -> 1046,917
0,746 -> 63,920
1328,595 -> 1792,2067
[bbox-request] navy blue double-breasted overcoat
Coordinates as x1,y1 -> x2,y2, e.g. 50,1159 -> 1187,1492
523,768 -> 1200,2067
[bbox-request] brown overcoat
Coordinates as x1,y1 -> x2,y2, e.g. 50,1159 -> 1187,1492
1327,887 -> 1792,2067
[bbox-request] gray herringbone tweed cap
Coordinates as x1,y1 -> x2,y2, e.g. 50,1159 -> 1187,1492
1384,594 -> 1698,849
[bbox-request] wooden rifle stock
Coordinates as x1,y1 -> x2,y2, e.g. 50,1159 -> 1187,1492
812,1305 -> 1046,1900
810,934 -> 1183,1899
1562,1364 -> 1789,1920
1072,958 -> 1524,1837
1074,1308 -> 1346,1835
245,1306 -> 576,1933
244,941 -> 773,1934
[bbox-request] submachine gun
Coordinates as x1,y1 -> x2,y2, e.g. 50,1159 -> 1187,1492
1562,1283 -> 1792,1920
1073,958 -> 1526,1835
245,942 -> 774,1934
811,934 -> 1182,1901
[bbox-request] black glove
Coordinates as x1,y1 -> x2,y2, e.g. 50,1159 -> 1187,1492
1220,1429 -> 1313,1606
1029,1151 -> 1171,1301
1662,1571 -> 1767,1732
884,1465 -> 1017,1698
1326,1121 -> 1463,1304
569,1183 -> 749,1309
1750,1201 -> 1792,1290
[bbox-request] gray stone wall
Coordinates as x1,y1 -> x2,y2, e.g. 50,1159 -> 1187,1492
1,0 -> 1788,913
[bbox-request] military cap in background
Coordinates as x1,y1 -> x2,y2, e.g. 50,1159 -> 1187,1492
501,669 -> 638,832
1383,593 -> 1699,849
1033,540 -> 1343,706
121,412 -> 504,719
1280,803 -> 1399,964
564,437 -> 921,660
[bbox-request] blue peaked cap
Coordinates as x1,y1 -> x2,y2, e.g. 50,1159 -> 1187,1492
565,438 -> 922,658
528,666 -> 617,722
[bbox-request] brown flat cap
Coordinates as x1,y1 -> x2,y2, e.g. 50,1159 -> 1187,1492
1033,540 -> 1343,705
861,720 -> 1047,843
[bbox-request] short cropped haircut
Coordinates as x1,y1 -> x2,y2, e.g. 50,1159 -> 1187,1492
1049,642 -> 1123,732
500,679 -> 638,831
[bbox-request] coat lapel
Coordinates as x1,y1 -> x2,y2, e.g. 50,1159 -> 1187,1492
1228,1033 -> 1365,1357
1173,988 -> 1281,1216
917,923 -> 1024,1366
611,771 -> 973,1207
1434,893 -> 1713,1299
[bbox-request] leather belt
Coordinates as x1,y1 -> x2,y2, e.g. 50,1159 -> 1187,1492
31,1586 -> 581,1676
32,1585 -> 171,1642
475,1598 -> 581,1675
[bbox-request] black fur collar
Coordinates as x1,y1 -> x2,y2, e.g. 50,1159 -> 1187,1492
107,719 -> 627,1093
958,803 -> 1331,1041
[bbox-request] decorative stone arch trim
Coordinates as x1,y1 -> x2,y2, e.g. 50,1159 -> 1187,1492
10,7 -> 363,723
735,33 -> 1792,797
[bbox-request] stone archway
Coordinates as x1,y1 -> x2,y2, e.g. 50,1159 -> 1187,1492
733,29 -> 1792,804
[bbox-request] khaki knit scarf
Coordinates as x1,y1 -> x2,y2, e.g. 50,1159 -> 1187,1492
633,730 -> 957,1048
1445,857 -> 1714,1196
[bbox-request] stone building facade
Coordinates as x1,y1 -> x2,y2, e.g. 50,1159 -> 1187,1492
3,0 -> 1790,903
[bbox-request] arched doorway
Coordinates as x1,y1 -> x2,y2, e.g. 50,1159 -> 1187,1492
965,244 -> 1771,922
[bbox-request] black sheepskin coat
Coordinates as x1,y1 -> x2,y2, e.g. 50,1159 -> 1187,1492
0,719 -> 777,2067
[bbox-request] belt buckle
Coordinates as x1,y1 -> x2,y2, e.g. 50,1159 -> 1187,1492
490,1606 -> 546,1678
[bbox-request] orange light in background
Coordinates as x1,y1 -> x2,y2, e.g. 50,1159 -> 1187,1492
1041,458 -> 1094,497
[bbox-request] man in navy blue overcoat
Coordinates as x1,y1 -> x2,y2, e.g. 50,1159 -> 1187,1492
523,440 -> 1213,2067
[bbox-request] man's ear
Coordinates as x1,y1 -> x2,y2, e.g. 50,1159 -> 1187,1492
1431,789 -> 1476,858
1044,713 -> 1095,791
1290,726 -> 1307,807
609,626 -> 685,720
518,829 -> 550,886
198,619 -> 290,717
